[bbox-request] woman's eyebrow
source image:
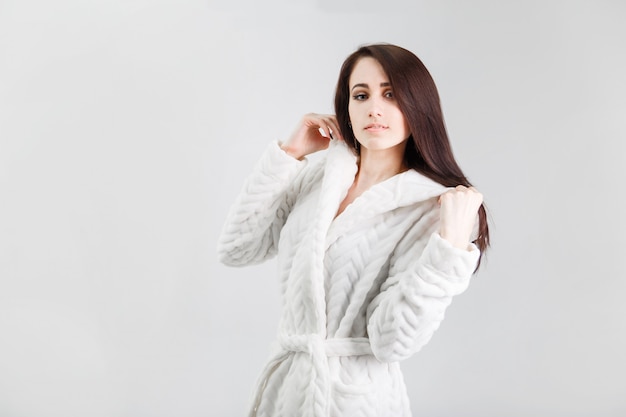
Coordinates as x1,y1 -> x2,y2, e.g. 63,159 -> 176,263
351,82 -> 391,91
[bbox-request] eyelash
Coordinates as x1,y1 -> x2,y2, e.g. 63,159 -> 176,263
352,91 -> 394,101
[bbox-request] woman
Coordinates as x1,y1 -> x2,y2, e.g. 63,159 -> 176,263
218,43 -> 489,417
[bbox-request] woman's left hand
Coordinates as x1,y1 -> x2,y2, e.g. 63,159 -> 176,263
438,186 -> 483,250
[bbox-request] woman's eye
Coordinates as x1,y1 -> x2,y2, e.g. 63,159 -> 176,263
384,91 -> 394,98
352,93 -> 367,101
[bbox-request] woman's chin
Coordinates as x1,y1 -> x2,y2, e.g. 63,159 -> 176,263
359,138 -> 407,153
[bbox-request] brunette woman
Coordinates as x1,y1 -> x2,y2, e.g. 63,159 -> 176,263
218,43 -> 489,417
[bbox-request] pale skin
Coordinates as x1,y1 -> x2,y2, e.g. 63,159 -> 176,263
280,57 -> 482,251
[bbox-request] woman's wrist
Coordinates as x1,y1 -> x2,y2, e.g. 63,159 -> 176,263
280,142 -> 305,160
439,230 -> 472,251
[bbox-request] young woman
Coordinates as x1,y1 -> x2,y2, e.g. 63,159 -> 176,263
218,43 -> 489,417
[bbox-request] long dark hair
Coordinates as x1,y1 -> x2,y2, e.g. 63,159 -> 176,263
334,43 -> 490,268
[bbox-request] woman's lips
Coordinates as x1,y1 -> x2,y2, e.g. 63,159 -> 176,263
364,124 -> 388,131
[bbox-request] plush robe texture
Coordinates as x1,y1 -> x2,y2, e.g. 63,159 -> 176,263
217,139 -> 480,417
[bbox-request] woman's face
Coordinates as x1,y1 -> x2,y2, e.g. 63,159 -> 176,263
348,57 -> 411,152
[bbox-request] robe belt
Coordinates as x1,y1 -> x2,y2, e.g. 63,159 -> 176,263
250,334 -> 373,417
278,334 -> 373,356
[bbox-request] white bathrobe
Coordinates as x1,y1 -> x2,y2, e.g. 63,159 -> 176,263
218,139 -> 480,417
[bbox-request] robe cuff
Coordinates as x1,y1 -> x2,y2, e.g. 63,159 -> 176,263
256,141 -> 308,184
418,232 -> 480,282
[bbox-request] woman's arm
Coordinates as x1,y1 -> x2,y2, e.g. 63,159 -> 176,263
217,141 -> 308,266
366,187 -> 483,362
366,232 -> 479,362
217,113 -> 342,267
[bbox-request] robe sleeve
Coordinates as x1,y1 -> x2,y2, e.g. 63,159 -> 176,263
366,231 -> 480,363
217,141 -> 308,266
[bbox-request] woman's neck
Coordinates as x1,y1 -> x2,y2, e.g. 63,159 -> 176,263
355,145 -> 408,187
334,142 -> 409,219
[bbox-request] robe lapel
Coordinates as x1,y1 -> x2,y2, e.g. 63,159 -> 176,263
285,140 -> 357,335
308,140 -> 358,335
326,159 -> 447,251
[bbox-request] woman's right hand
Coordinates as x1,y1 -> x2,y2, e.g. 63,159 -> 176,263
280,113 -> 343,160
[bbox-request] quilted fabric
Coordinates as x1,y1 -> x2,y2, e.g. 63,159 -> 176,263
218,139 -> 480,417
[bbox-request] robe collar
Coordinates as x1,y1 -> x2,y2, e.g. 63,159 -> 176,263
322,140 -> 447,216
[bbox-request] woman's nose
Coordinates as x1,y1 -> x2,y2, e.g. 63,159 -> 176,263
368,105 -> 382,118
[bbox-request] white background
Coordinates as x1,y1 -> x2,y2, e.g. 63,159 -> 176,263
1,0 -> 625,416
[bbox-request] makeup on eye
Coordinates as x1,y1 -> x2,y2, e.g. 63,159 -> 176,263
350,86 -> 395,101
352,90 -> 395,101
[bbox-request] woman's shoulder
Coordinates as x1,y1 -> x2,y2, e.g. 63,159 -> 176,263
298,139 -> 355,191
290,152 -> 327,197
392,169 -> 449,207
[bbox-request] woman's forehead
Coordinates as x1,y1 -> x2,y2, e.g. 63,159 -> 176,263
349,57 -> 389,88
